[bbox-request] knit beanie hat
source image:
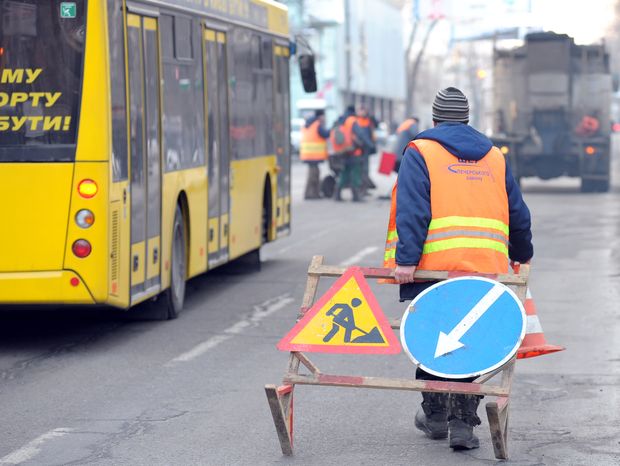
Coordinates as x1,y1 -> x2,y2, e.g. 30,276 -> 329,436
432,87 -> 469,123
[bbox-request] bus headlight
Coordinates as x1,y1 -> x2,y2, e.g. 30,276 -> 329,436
72,239 -> 92,258
75,209 -> 95,228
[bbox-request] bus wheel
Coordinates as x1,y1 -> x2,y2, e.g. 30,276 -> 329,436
151,205 -> 186,320
166,205 -> 187,318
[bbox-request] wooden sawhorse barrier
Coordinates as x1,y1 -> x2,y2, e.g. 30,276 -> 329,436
265,255 -> 530,460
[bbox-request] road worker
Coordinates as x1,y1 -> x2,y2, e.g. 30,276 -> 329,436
394,116 -> 419,172
333,105 -> 374,202
300,109 -> 329,199
355,106 -> 377,191
385,87 -> 533,450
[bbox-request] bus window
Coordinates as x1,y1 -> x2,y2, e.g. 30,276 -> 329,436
107,0 -> 128,181
0,0 -> 86,161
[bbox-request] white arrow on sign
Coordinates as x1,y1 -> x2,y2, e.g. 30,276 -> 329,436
434,284 -> 506,358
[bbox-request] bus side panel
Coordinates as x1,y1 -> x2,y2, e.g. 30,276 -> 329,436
63,162 -> 110,302
76,0 -> 109,163
63,0 -> 111,303
161,167 -> 208,288
229,155 -> 277,260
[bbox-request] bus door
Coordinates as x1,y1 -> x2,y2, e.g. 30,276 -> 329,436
204,28 -> 230,268
127,14 -> 162,302
273,45 -> 291,234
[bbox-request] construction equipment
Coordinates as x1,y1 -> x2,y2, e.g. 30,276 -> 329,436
492,32 -> 612,192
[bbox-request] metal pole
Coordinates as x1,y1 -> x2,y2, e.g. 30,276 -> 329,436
344,0 -> 352,105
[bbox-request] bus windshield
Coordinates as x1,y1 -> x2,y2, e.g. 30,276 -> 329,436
0,0 -> 86,162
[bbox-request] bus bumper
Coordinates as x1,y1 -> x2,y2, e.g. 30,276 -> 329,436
0,271 -> 96,305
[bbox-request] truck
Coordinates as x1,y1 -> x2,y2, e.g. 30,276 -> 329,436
492,32 -> 612,192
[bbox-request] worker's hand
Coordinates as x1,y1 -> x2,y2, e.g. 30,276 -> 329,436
394,265 -> 416,284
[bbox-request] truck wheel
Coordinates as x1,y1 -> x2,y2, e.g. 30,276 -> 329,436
581,179 -> 609,193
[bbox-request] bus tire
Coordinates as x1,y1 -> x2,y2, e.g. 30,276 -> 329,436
262,178 -> 272,244
153,205 -> 187,319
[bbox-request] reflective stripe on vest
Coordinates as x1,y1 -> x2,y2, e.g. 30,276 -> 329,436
300,120 -> 328,161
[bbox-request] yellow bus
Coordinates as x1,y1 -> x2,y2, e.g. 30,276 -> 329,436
0,0 -> 293,318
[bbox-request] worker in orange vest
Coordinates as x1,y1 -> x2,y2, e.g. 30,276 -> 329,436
385,87 -> 533,450
356,107 -> 377,192
300,110 -> 329,199
394,116 -> 419,172
332,105 -> 373,202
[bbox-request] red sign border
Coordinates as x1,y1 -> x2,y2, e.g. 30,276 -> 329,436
277,267 -> 401,354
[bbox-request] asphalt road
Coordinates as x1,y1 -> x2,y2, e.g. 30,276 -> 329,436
1,149 -> 619,465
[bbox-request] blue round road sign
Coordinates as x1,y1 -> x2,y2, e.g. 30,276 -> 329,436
400,277 -> 526,379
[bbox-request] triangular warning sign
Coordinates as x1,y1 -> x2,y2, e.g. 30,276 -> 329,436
277,267 -> 401,354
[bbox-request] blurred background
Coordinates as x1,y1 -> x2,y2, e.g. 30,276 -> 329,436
283,0 -> 620,148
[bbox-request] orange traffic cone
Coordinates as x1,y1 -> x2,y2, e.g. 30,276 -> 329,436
517,288 -> 565,359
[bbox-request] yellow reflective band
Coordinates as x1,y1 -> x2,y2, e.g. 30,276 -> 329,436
428,216 -> 509,235
422,237 -> 508,256
301,142 -> 327,152
387,231 -> 398,241
384,249 -> 395,260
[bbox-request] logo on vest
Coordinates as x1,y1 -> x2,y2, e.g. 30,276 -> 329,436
448,159 -> 490,181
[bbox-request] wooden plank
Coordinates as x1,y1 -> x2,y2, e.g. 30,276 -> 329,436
298,256 -> 325,319
500,358 -> 516,391
265,385 -> 293,456
282,373 -> 509,397
486,400 -> 509,459
307,264 -> 528,286
294,352 -> 321,375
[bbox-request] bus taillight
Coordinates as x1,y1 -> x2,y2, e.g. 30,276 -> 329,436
75,209 -> 95,228
78,179 -> 98,198
72,239 -> 92,258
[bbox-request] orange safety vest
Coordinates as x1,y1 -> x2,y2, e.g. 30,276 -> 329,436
397,118 -> 416,134
300,120 -> 328,161
330,115 -> 359,156
383,139 -> 510,274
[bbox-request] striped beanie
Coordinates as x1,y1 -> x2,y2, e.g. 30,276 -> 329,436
432,87 -> 469,123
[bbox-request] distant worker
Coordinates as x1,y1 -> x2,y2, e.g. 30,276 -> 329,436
332,105 -> 373,202
386,87 -> 533,450
300,109 -> 330,199
394,116 -> 419,172
356,107 -> 378,191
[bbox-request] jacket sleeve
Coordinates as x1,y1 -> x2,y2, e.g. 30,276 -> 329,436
395,145 -> 431,266
505,162 -> 534,262
318,123 -> 330,139
352,122 -> 374,150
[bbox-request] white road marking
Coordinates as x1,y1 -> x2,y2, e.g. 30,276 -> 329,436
0,428 -> 73,465
273,229 -> 331,256
168,294 -> 295,364
340,246 -> 380,267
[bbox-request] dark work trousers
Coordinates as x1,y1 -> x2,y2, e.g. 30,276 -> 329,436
408,290 -> 483,426
304,161 -> 321,199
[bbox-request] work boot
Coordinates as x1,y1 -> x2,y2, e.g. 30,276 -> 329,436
448,394 -> 482,450
352,188 -> 364,203
333,187 -> 342,202
414,392 -> 448,440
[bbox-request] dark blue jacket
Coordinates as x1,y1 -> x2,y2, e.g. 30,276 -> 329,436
395,122 -> 533,267
304,115 -> 330,139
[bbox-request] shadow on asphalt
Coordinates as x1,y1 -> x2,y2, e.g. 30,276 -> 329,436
0,251 -> 278,347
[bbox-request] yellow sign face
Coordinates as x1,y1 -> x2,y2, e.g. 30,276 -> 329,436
278,268 -> 400,354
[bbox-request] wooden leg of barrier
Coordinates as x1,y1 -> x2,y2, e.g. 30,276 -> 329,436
486,396 -> 509,460
265,384 -> 294,456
